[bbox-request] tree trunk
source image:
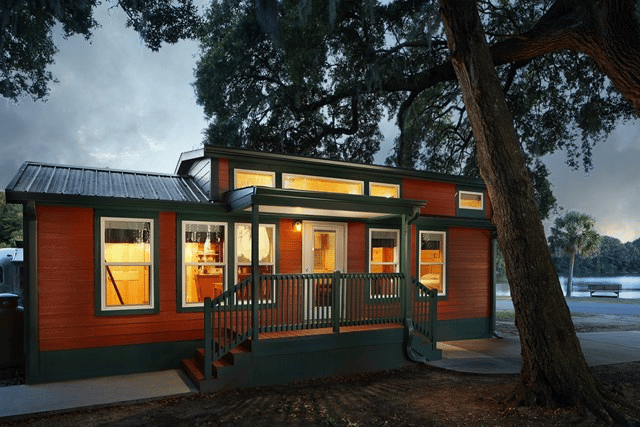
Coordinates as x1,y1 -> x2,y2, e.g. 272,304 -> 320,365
438,0 -> 636,422
566,251 -> 575,297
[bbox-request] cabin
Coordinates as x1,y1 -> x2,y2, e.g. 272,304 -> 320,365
4,146 -> 496,391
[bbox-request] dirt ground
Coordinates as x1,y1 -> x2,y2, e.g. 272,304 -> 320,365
3,310 -> 640,426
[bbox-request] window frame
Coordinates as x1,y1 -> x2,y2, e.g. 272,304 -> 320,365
181,220 -> 228,308
233,168 -> 276,190
234,222 -> 277,304
282,173 -> 364,195
368,228 -> 400,299
96,214 -> 159,315
369,182 -> 400,198
418,230 -> 447,297
458,190 -> 484,210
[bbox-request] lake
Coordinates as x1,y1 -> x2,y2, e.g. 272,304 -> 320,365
495,276 -> 640,299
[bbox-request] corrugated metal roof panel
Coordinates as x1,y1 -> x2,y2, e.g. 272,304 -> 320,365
5,162 -> 210,204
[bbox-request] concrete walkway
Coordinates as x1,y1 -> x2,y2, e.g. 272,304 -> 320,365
1,331 -> 639,421
427,331 -> 640,374
0,369 -> 197,421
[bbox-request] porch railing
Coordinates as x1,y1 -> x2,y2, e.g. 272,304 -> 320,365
203,272 -> 437,380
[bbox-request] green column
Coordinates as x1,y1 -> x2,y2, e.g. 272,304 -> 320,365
251,204 -> 259,341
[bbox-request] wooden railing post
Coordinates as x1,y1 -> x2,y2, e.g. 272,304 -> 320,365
429,287 -> 438,347
204,297 -> 212,381
251,204 -> 260,341
332,270 -> 341,333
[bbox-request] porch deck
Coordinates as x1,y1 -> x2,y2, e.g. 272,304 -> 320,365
181,272 -> 440,392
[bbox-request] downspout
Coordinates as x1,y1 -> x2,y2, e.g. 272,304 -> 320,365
23,201 -> 39,383
403,207 -> 428,363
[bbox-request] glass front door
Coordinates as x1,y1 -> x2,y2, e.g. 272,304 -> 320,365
302,222 -> 346,320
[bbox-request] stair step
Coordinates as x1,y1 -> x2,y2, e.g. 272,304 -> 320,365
181,358 -> 204,383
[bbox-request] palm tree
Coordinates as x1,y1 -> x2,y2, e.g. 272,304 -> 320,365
548,211 -> 601,297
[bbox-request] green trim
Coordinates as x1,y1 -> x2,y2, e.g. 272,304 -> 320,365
211,157 -> 219,200
24,201 -> 39,383
413,215 -> 495,230
94,210 -> 160,316
205,146 -> 486,187
415,226 -> 449,301
32,340 -> 201,383
365,225 -> 402,303
436,317 -> 492,341
456,186 -> 487,219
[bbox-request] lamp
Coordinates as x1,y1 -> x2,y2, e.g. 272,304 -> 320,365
294,220 -> 302,232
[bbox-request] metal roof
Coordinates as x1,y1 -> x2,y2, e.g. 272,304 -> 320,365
5,162 -> 210,204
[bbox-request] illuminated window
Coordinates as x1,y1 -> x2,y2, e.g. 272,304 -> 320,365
101,218 -> 153,311
369,229 -> 399,298
419,231 -> 446,295
459,191 -> 483,210
234,169 -> 275,189
182,221 -> 227,306
370,182 -> 399,198
235,223 -> 276,302
283,174 -> 363,195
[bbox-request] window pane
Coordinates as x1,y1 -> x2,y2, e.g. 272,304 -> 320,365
186,265 -> 224,303
371,264 -> 397,274
460,192 -> 483,209
419,265 -> 443,293
184,223 -> 225,263
421,233 -> 444,263
370,183 -> 399,198
370,230 -> 397,263
235,170 -> 274,189
104,220 -> 151,263
283,174 -> 363,195
105,265 -> 149,306
314,231 -> 336,273
236,224 -> 273,264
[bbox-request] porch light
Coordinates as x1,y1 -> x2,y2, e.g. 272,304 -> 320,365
294,220 -> 302,232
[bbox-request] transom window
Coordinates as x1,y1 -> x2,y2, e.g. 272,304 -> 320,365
182,221 -> 227,306
419,231 -> 446,295
369,229 -> 399,298
459,191 -> 484,210
370,182 -> 399,198
235,223 -> 276,302
283,173 -> 363,195
100,217 -> 153,311
234,169 -> 275,189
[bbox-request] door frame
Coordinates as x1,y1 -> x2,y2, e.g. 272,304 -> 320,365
301,221 -> 347,320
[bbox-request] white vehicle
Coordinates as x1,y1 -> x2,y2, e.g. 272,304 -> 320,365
0,248 -> 23,306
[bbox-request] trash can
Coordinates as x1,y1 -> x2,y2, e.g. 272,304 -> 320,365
0,293 -> 21,369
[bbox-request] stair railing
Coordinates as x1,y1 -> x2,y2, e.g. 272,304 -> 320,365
409,278 -> 438,344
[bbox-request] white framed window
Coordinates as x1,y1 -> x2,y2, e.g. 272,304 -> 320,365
369,229 -> 399,298
369,182 -> 399,198
235,223 -> 276,303
182,221 -> 227,307
419,231 -> 446,295
458,190 -> 484,210
100,217 -> 154,311
282,173 -> 363,195
234,169 -> 275,189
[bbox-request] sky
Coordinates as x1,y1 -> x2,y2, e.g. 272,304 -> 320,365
2,4 -> 640,243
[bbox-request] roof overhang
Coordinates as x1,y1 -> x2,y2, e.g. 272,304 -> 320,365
225,187 -> 426,220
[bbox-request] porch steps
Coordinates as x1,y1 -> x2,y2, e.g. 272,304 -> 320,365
181,341 -> 252,393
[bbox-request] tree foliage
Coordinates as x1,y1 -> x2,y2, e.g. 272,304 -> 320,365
193,0 -> 637,218
548,211 -> 601,295
0,0 -> 202,101
0,192 -> 22,248
553,235 -> 640,277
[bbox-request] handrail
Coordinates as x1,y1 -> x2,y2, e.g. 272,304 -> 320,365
203,272 -> 435,381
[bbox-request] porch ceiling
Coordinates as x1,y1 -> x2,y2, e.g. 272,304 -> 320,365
225,187 -> 426,220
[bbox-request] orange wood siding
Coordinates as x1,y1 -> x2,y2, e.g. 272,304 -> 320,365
38,207 -> 205,352
279,219 -> 302,273
403,178 -> 456,217
437,228 -> 492,320
218,158 -> 229,195
347,222 -> 366,273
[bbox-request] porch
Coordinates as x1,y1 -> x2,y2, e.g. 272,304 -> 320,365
181,272 -> 440,392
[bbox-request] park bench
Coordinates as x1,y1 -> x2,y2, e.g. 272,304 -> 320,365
588,283 -> 621,298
